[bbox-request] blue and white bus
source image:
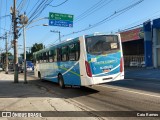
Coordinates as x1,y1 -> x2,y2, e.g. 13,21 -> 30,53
33,33 -> 124,88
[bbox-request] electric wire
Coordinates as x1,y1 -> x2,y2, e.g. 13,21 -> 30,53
48,0 -> 69,7
49,0 -> 144,44
18,0 -> 28,14
27,0 -> 53,26
75,0 -> 113,23
40,0 -> 113,44
17,0 -> 24,10
0,0 -> 3,38
0,15 -> 10,19
66,0 -> 144,36
4,0 -> 8,30
18,0 -> 52,35
24,0 -> 30,13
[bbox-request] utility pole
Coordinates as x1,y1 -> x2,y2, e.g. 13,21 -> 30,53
13,0 -> 18,83
50,30 -> 61,43
59,31 -> 61,43
5,32 -> 8,74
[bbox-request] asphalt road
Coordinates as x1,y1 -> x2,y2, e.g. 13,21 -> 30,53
20,72 -> 160,120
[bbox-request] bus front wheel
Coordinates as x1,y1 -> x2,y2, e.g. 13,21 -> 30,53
58,74 -> 65,89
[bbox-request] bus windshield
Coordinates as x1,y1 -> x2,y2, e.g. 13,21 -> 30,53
86,35 -> 120,55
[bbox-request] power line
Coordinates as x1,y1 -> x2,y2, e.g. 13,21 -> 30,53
69,0 -> 144,35
17,0 -> 53,38
0,15 -> 10,19
118,23 -> 143,33
49,0 -> 144,44
18,0 -> 28,14
49,0 -> 113,35
17,0 -> 24,10
0,27 -> 10,32
0,0 -> 3,37
27,0 -> 53,25
48,0 -> 69,7
38,0 -> 70,44
40,0 -> 112,45
25,0 -> 30,13
4,0 -> 8,31
75,0 -> 114,23
27,0 -> 41,17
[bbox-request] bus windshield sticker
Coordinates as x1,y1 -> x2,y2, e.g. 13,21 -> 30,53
91,58 -> 97,62
111,43 -> 118,49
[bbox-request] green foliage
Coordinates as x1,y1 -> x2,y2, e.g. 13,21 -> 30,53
1,52 -> 13,56
31,43 -> 43,53
21,43 -> 44,61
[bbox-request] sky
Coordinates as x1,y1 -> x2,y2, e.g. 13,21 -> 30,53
1,0 -> 160,55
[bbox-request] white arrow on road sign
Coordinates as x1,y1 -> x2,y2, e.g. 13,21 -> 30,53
51,14 -> 54,18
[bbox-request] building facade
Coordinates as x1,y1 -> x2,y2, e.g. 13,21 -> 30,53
120,18 -> 160,68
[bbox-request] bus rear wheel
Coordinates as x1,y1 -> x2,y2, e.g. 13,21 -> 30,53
58,74 -> 65,89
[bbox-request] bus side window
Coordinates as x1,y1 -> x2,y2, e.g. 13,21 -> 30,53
44,52 -> 49,63
69,43 -> 76,61
40,53 -> 43,63
43,52 -> 47,63
33,54 -> 36,65
57,48 -> 62,61
47,51 -> 49,62
38,54 -> 40,63
49,51 -> 53,62
75,42 -> 80,61
62,46 -> 68,61
54,49 -> 57,62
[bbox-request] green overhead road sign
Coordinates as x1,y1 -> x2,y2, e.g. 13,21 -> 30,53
49,12 -> 73,21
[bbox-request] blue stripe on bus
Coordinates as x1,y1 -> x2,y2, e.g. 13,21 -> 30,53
41,61 -> 81,85
87,51 -> 121,76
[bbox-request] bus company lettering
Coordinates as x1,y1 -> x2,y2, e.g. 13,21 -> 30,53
100,65 -> 113,72
95,60 -> 116,65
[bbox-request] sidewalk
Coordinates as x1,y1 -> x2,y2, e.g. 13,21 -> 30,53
0,72 -> 99,119
125,67 -> 160,81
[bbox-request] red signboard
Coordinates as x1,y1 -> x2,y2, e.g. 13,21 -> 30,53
120,27 -> 144,42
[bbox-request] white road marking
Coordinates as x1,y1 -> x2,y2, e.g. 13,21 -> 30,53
98,85 -> 160,98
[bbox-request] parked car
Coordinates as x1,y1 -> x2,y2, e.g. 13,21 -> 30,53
21,61 -> 34,72
130,61 -> 140,67
26,61 -> 34,71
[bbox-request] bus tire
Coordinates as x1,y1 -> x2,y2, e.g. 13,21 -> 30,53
58,74 -> 65,89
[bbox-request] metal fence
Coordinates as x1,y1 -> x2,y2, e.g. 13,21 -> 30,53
124,55 -> 145,67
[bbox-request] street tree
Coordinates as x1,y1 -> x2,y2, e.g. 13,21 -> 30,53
21,43 -> 43,61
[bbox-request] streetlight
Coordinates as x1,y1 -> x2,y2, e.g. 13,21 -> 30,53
26,24 -> 48,30
19,14 -> 48,84
23,26 -> 27,83
50,30 -> 61,43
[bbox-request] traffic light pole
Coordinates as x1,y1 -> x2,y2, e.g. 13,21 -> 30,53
13,0 -> 18,83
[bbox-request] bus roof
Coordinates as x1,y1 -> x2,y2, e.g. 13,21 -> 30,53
34,33 -> 120,55
85,33 -> 120,38
34,37 -> 79,55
